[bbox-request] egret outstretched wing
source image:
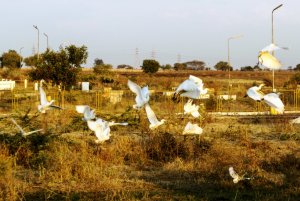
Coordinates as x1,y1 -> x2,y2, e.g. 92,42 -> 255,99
263,93 -> 284,113
246,84 -> 264,101
261,43 -> 288,52
183,122 -> 203,135
258,52 -> 282,69
128,80 -> 149,109
145,103 -> 160,125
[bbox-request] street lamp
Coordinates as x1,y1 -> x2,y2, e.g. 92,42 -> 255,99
227,34 -> 243,95
44,33 -> 49,50
271,4 -> 283,92
19,47 -> 24,68
33,25 -> 39,60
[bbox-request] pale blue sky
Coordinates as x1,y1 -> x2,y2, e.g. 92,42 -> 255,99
0,0 -> 299,69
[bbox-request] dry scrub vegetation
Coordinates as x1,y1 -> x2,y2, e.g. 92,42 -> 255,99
0,70 -> 299,200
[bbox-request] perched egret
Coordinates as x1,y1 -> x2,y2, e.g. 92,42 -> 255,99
76,105 -> 96,121
172,75 -> 207,102
11,118 -> 43,137
127,80 -> 150,109
263,92 -> 284,114
184,99 -> 200,118
38,80 -> 62,113
182,122 -> 203,135
245,84 -> 265,101
229,167 -> 250,184
145,103 -> 165,130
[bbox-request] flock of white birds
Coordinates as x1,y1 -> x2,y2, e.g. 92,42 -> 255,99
8,43 -> 299,183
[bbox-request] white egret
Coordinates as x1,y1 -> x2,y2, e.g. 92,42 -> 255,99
258,43 -> 287,70
182,122 -> 203,135
184,99 -> 200,118
173,75 -> 207,101
38,80 -> 62,113
87,117 -> 128,143
145,103 -> 165,130
11,118 -> 43,137
229,167 -> 251,183
127,80 -> 150,109
263,92 -> 284,114
76,105 -> 96,121
245,84 -> 265,101
290,117 -> 300,124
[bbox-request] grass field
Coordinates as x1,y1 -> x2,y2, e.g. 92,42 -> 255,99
0,70 -> 299,200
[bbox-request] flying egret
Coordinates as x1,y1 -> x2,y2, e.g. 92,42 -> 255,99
11,118 -> 43,137
229,167 -> 251,184
38,80 -> 62,113
245,84 -> 265,101
127,80 -> 150,109
263,92 -> 284,114
87,117 -> 128,143
184,99 -> 200,118
182,122 -> 203,135
76,105 -> 96,121
258,43 -> 287,70
145,103 -> 165,130
172,75 -> 207,102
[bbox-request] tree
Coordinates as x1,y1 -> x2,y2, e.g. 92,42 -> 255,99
214,61 -> 232,71
94,58 -> 104,66
160,64 -> 172,70
29,45 -> 88,89
141,59 -> 160,73
24,54 -> 39,67
174,63 -> 187,71
185,60 -> 206,70
240,66 -> 254,71
294,64 -> 300,71
117,64 -> 133,69
0,50 -> 22,68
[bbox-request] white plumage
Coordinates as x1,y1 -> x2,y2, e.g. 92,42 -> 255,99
246,84 -> 265,101
290,116 -> 300,124
229,167 -> 250,184
11,118 -> 43,137
76,105 -> 96,121
258,43 -> 287,70
127,80 -> 150,109
173,75 -> 207,100
263,93 -> 284,114
145,103 -> 165,130
38,80 -> 62,113
184,99 -> 200,118
182,122 -> 203,135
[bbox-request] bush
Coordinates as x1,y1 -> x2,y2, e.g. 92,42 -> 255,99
141,59 -> 160,74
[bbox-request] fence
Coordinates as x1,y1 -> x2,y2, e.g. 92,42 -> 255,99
1,87 -> 300,114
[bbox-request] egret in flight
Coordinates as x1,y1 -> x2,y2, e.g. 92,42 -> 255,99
38,80 -> 62,113
145,103 -> 165,130
172,75 -> 207,102
263,92 -> 284,114
184,99 -> 200,118
229,167 -> 251,183
11,118 -> 43,137
76,105 -> 96,121
245,84 -> 265,102
127,80 -> 150,109
182,122 -> 203,135
258,43 -> 287,70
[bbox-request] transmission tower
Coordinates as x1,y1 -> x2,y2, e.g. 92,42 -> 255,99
177,53 -> 181,63
135,48 -> 140,68
151,49 -> 156,60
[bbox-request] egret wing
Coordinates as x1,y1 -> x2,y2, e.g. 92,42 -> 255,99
145,103 -> 159,125
11,118 -> 25,134
39,86 -> 48,105
229,167 -> 239,179
259,52 -> 282,69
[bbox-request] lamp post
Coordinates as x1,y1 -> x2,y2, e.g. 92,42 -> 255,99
44,33 -> 49,50
227,34 -> 243,95
271,4 -> 283,92
33,25 -> 39,60
19,47 -> 24,68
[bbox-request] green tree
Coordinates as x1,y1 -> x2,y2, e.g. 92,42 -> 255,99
160,64 -> 172,70
214,61 -> 232,71
29,45 -> 88,89
142,59 -> 160,73
0,50 -> 22,68
185,60 -> 206,70
24,54 -> 39,67
294,64 -> 300,71
94,58 -> 104,66
174,63 -> 187,71
240,66 -> 253,71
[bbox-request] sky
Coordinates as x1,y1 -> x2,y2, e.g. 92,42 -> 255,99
0,0 -> 299,69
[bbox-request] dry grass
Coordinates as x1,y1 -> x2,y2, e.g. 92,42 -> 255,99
0,71 -> 299,200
